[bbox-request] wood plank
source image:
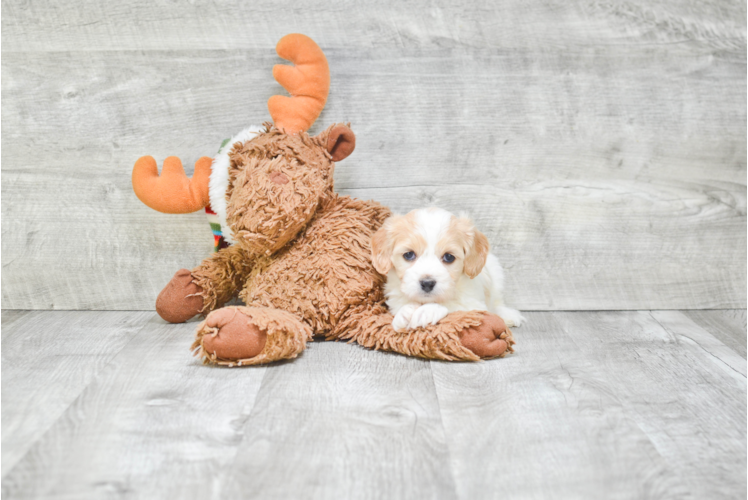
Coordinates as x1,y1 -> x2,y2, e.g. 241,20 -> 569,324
432,312 -> 688,499
0,309 -> 34,342
1,313 -> 268,498
1,310 -> 27,322
432,311 -> 746,499
681,309 -> 747,358
651,310 -> 746,377
218,341 -> 456,499
2,40 -> 744,310
559,311 -> 747,498
2,310 -> 746,497
1,310 -> 152,476
2,0 -> 745,52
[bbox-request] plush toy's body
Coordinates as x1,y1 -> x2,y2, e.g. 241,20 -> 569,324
132,34 -> 514,366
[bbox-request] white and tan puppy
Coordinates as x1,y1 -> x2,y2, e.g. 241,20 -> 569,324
372,207 -> 525,331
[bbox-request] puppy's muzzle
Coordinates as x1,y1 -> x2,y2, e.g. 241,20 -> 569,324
419,278 -> 436,293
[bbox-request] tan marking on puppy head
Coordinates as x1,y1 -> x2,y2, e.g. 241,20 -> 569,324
443,216 -> 490,278
371,212 -> 425,275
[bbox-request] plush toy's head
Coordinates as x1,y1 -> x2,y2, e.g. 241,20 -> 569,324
225,123 -> 354,254
131,33 -> 356,254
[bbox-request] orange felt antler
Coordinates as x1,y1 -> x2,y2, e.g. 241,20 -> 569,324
132,155 -> 212,214
268,34 -> 330,135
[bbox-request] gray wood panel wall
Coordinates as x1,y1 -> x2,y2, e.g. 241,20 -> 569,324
2,0 -> 745,311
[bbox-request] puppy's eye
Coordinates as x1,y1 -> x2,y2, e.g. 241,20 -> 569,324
403,251 -> 416,261
442,253 -> 455,264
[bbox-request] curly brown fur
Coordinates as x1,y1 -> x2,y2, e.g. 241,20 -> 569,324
336,306 -> 514,361
171,124 -> 516,365
191,244 -> 255,314
226,124 -> 337,255
239,195 -> 391,334
192,306 -> 312,367
337,305 -> 482,361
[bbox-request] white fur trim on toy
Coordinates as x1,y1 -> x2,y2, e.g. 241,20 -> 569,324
209,125 -> 263,244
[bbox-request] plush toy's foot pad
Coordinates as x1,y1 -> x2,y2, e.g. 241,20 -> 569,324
459,313 -> 515,359
192,306 -> 313,367
156,269 -> 204,323
200,308 -> 267,360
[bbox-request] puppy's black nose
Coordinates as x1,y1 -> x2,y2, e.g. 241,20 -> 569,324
420,279 -> 436,293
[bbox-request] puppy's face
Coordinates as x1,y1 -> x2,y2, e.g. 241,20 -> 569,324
371,208 -> 490,304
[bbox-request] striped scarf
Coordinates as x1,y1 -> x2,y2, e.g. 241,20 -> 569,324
206,137 -> 232,252
206,205 -> 230,252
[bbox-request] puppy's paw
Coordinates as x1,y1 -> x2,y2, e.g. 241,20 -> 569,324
495,307 -> 526,328
408,303 -> 449,329
392,303 -> 420,332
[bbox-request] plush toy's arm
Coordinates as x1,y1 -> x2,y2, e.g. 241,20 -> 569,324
333,304 -> 514,361
155,244 -> 255,323
191,244 -> 255,314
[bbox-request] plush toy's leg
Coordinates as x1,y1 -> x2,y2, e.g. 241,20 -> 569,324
334,305 -> 515,361
191,306 -> 313,367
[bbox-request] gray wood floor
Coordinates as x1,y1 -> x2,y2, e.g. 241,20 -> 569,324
2,309 -> 745,499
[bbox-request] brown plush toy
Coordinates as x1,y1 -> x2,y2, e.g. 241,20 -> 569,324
131,34 -> 514,366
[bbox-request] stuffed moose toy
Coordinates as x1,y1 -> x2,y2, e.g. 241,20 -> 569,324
131,34 -> 515,366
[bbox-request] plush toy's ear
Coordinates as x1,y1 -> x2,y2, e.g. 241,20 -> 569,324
371,224 -> 393,275
326,125 -> 356,162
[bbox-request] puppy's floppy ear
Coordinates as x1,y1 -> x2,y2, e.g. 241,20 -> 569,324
462,221 -> 490,279
371,219 -> 395,275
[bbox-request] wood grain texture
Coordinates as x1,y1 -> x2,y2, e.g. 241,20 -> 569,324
2,314 -> 268,499
2,310 -> 745,498
682,309 -> 747,358
1,311 -> 152,476
2,0 -> 745,310
219,341 -> 457,499
2,0 -> 745,52
432,311 -> 746,499
1,310 -> 31,329
1,312 -> 456,500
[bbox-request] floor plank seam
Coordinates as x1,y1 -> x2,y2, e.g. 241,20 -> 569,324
428,361 -> 461,500
205,365 -> 271,499
648,311 -> 747,379
1,313 -> 156,480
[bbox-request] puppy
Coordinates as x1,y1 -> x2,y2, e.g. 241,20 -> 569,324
371,207 -> 525,331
